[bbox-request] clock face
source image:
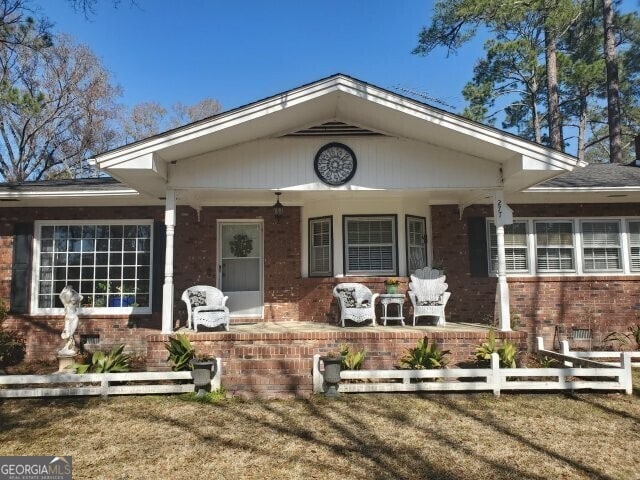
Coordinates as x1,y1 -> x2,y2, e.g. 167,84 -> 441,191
314,143 -> 357,186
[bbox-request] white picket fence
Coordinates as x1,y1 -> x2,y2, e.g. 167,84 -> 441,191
556,341 -> 640,368
312,337 -> 633,396
0,359 -> 222,399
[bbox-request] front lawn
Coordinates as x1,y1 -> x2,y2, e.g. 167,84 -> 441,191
1,370 -> 639,480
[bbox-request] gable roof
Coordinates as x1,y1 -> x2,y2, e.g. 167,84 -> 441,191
94,74 -> 580,168
532,163 -> 640,190
89,74 -> 583,198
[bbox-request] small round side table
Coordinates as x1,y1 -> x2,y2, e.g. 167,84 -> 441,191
379,294 -> 406,326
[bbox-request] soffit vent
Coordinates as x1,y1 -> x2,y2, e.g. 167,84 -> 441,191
285,121 -> 385,137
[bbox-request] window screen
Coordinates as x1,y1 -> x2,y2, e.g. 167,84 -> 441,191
37,222 -> 152,310
629,221 -> 640,272
488,221 -> 529,273
535,221 -> 575,272
344,216 -> 396,275
407,216 -> 427,273
309,217 -> 332,276
581,221 -> 621,272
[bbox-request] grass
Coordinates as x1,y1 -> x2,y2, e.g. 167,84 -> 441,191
0,371 -> 639,480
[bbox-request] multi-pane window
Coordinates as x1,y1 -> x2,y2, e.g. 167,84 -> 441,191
581,221 -> 622,272
488,221 -> 529,273
36,221 -> 152,310
535,221 -> 575,272
406,216 -> 427,273
628,221 -> 640,272
309,217 -> 332,277
344,216 -> 396,275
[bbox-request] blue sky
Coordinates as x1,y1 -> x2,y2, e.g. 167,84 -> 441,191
40,0 -> 481,113
39,0 -> 638,147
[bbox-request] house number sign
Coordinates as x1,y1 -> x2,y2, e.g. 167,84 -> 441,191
314,142 -> 357,186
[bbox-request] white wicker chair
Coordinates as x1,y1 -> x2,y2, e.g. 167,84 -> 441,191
333,283 -> 379,327
408,267 -> 451,326
181,285 -> 230,332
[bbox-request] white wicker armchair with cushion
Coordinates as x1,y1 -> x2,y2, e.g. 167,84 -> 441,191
332,283 -> 380,327
408,267 -> 451,326
181,285 -> 230,332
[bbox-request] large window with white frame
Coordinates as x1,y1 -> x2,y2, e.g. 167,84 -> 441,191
535,221 -> 575,272
34,220 -> 153,312
343,215 -> 397,276
309,216 -> 333,277
580,220 -> 622,272
485,217 -> 640,276
628,220 -> 640,272
488,221 -> 529,273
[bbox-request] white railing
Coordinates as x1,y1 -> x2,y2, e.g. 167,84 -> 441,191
312,339 -> 633,396
0,359 -> 222,399
554,340 -> 640,368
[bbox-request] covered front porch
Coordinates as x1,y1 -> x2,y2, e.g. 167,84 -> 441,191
91,75 -> 581,339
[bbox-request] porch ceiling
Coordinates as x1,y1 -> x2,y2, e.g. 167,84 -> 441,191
177,187 -> 500,208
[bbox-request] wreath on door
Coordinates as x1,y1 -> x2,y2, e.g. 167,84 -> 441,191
229,233 -> 253,257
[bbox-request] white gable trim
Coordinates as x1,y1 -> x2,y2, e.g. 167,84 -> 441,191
93,75 -> 581,174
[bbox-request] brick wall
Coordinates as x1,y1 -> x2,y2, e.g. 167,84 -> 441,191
431,203 -> 640,349
146,329 -> 528,399
298,277 -> 411,323
0,205 -> 301,360
171,206 -> 301,326
2,201 -> 640,365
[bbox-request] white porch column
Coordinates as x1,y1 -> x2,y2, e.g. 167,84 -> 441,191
493,191 -> 513,332
161,189 -> 176,333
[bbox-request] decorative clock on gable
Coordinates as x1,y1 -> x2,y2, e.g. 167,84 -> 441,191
314,142 -> 357,186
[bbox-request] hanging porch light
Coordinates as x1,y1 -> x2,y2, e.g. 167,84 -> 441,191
273,192 -> 284,223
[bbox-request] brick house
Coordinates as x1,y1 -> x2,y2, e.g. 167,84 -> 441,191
1,75 -> 638,397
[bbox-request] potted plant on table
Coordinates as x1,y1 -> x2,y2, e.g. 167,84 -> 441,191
384,278 -> 400,294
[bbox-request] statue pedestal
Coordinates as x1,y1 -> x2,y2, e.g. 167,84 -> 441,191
56,352 -> 76,373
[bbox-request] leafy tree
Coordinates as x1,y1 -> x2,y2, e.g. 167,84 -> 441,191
574,6 -> 640,163
559,1 -> 606,162
121,98 -> 222,143
414,0 -> 579,151
462,14 -> 546,143
602,0 -> 622,162
415,0 -> 640,163
0,33 -> 120,181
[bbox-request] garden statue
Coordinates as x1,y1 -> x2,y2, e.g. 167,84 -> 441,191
58,285 -> 83,356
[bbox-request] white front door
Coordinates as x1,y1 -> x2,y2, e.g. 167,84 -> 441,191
217,221 -> 263,317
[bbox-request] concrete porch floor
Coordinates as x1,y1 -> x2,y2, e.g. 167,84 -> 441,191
178,320 -> 492,334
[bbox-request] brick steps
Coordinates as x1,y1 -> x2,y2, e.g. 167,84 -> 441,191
146,329 -> 528,399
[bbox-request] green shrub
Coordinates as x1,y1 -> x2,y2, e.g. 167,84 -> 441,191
165,334 -> 195,371
68,344 -> 130,373
538,355 -> 558,368
604,324 -> 640,350
399,336 -> 450,369
476,328 -> 518,368
180,388 -> 228,404
0,329 -> 26,369
339,344 -> 366,370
